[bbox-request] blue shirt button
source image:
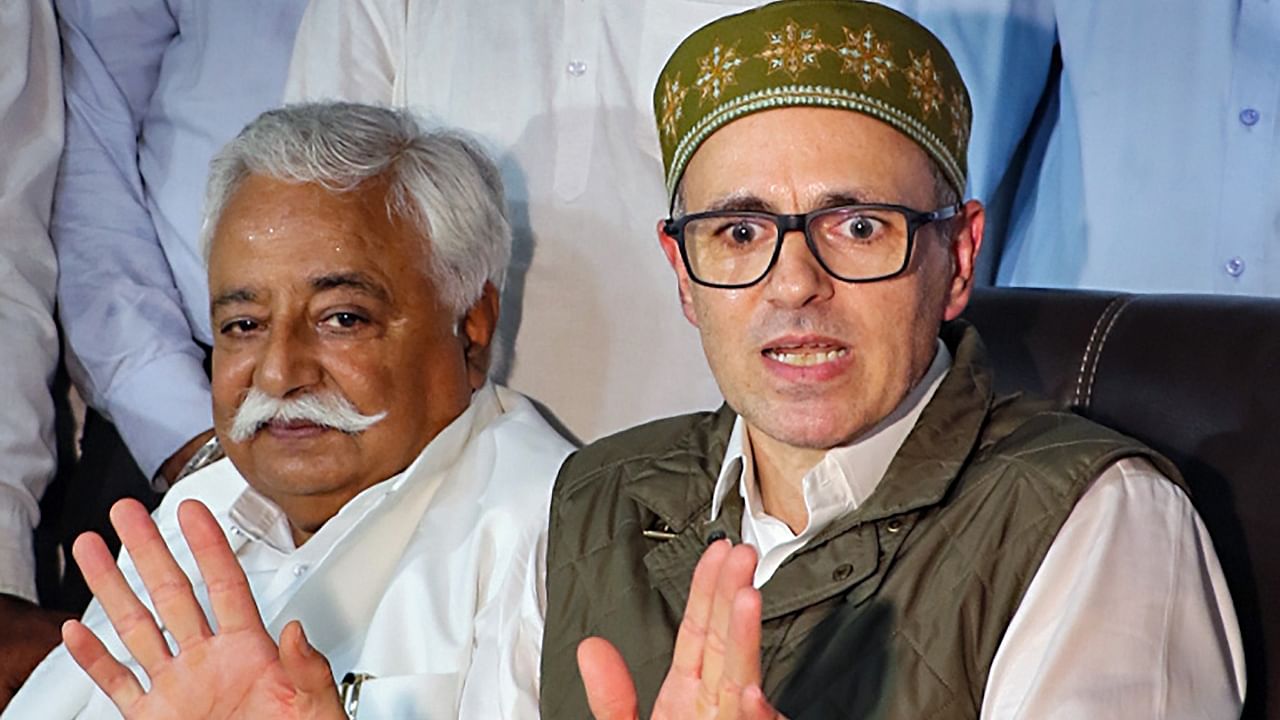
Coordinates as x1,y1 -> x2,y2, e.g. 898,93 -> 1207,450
1225,256 -> 1246,277
1239,108 -> 1260,126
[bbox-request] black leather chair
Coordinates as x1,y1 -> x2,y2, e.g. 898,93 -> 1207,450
963,287 -> 1280,720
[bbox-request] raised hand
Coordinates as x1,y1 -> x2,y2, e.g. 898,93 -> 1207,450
62,498 -> 346,720
577,540 -> 789,720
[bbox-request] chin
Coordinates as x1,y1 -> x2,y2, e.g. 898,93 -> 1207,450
750,407 -> 870,451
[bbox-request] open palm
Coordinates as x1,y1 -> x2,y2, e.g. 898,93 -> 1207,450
63,499 -> 344,720
577,541 -> 789,720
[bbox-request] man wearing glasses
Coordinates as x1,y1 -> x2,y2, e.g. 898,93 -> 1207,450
541,1 -> 1246,718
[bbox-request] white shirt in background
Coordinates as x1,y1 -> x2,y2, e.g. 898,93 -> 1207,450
0,0 -> 62,602
54,0 -> 309,477
5,384 -> 574,719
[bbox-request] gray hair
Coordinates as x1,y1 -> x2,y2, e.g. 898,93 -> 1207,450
201,102 -> 511,315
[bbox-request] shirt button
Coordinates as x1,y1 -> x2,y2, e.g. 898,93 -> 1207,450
886,518 -> 904,533
1225,256 -> 1246,277
566,59 -> 588,77
1239,108 -> 1260,126
292,564 -> 309,577
832,563 -> 854,581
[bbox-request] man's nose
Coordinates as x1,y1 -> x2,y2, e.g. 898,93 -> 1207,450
763,229 -> 835,308
253,319 -> 322,398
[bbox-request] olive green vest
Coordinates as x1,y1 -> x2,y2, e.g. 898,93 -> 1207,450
540,322 -> 1182,719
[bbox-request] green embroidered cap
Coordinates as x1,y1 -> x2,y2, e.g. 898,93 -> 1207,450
654,0 -> 971,202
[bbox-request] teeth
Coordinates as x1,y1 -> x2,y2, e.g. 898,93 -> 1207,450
766,348 -> 847,366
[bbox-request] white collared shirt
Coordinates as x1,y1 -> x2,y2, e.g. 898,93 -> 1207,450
6,384 -> 574,720
712,340 -> 952,587
709,348 -> 1246,718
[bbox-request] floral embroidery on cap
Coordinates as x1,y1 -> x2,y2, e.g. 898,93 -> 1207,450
757,19 -> 827,80
904,49 -> 945,118
696,41 -> 746,104
835,25 -> 896,89
659,73 -> 690,140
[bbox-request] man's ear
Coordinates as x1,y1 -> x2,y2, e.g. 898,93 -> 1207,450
656,219 -> 700,327
942,199 -> 985,321
460,281 -> 501,390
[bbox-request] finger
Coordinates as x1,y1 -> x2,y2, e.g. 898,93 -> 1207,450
577,636 -> 640,720
72,530 -> 172,674
670,539 -> 733,679
740,684 -> 788,720
110,499 -> 212,648
63,619 -> 145,712
177,499 -> 264,635
716,587 -> 763,718
279,622 -> 346,719
699,544 -> 758,706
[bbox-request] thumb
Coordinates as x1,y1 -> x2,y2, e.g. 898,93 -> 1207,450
278,621 -> 345,718
577,636 -> 640,720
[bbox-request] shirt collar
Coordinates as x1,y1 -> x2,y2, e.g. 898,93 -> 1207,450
710,339 -> 953,523
227,382 -> 503,553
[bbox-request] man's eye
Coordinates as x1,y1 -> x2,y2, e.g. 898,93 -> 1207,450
322,312 -> 367,329
846,216 -> 880,239
220,319 -> 260,335
714,219 -> 764,245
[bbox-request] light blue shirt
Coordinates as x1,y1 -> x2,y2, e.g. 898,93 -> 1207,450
54,0 -> 309,477
996,0 -> 1280,295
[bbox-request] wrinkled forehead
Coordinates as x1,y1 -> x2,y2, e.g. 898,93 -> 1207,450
206,175 -> 432,300
210,175 -> 422,264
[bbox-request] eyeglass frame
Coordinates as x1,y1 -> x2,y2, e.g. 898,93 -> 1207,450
661,202 -> 963,289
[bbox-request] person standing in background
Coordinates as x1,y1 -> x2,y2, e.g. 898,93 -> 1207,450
284,0 -> 1058,444
992,2 -> 1280,295
51,0 -> 310,614
0,0 -> 72,707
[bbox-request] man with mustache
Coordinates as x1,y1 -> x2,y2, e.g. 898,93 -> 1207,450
3,101 -> 573,719
540,2 -> 1245,718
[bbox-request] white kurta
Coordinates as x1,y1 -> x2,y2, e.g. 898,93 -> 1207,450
5,384 -> 573,719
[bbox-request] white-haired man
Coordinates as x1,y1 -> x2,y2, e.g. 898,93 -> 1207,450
3,102 -> 573,719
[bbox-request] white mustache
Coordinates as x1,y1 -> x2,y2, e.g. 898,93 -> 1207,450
229,387 -> 387,443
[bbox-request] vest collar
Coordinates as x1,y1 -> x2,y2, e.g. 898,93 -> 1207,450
628,322 -> 996,619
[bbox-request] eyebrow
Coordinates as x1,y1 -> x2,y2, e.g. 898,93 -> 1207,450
310,272 -> 391,303
210,288 -> 258,312
700,189 -> 884,215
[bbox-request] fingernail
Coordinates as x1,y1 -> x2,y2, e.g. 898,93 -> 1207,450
705,529 -> 727,546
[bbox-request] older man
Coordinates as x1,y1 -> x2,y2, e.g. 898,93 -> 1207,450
3,102 -> 572,719
541,2 -> 1246,718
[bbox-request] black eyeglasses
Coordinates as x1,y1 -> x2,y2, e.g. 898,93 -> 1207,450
662,203 -> 961,289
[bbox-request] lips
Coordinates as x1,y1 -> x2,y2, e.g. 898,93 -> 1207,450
262,419 -> 328,439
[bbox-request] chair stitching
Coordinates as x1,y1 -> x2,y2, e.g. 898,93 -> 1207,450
1073,296 -> 1128,409
1082,298 -> 1132,408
